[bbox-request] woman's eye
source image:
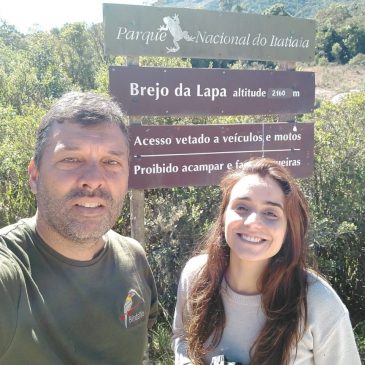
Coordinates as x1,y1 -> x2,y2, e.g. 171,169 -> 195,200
236,205 -> 249,213
265,211 -> 278,219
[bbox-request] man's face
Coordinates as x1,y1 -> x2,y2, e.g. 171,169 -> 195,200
29,121 -> 129,245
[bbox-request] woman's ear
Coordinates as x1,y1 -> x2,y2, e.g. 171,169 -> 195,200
28,159 -> 39,194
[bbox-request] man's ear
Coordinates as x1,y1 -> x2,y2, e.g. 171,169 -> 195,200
28,159 -> 39,194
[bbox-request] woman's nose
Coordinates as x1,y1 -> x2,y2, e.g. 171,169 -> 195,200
244,212 -> 261,226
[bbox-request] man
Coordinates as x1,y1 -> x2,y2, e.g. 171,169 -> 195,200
0,92 -> 158,364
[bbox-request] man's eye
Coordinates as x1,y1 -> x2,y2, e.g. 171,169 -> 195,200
104,160 -> 120,165
63,157 -> 79,163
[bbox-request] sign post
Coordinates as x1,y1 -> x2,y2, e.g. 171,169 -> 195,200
109,66 -> 315,116
104,3 -> 315,62
126,56 -> 145,246
128,122 -> 314,189
103,3 -> 316,244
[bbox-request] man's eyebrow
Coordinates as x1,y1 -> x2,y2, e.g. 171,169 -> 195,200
108,150 -> 128,157
235,196 -> 284,210
54,145 -> 80,152
54,146 -> 127,156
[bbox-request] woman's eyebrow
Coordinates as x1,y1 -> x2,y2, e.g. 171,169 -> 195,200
234,196 -> 284,210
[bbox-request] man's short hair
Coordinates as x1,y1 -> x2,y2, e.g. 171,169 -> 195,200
34,91 -> 129,167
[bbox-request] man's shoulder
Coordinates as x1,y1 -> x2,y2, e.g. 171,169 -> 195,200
105,231 -> 154,286
0,241 -> 23,295
0,253 -> 21,283
0,218 -> 35,242
0,219 -> 36,265
106,230 -> 146,257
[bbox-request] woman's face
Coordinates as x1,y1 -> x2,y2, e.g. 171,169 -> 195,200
224,174 -> 288,266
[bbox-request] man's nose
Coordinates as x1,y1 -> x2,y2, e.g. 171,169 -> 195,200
79,162 -> 104,190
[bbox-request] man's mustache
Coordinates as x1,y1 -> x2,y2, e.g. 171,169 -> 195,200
65,188 -> 113,202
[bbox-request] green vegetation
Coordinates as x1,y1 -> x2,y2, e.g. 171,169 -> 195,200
162,0 -> 359,18
303,95 -> 365,320
0,3 -> 364,362
315,4 -> 365,65
149,306 -> 174,365
217,0 -> 356,17
223,1 -> 365,66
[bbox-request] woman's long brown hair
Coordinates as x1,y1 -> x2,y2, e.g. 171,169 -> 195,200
186,158 -> 310,365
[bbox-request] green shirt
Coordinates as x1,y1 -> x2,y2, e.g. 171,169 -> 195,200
0,218 -> 158,365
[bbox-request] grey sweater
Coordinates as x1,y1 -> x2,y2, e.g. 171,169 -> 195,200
173,255 -> 361,365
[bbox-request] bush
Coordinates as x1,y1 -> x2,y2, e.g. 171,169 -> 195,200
349,53 -> 365,66
149,305 -> 174,365
301,93 -> 365,323
144,185 -> 220,314
0,105 -> 44,225
354,321 -> 365,361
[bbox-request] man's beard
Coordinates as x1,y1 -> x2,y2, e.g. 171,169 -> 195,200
36,182 -> 124,244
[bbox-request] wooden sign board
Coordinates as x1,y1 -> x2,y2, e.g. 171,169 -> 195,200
128,122 -> 314,189
110,66 -> 315,116
104,3 -> 315,62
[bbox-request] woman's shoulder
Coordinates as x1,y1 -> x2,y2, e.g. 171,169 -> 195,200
181,254 -> 207,277
306,271 -> 348,320
178,254 -> 208,291
303,272 -> 360,362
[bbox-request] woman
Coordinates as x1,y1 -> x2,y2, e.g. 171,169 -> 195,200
173,158 -> 361,365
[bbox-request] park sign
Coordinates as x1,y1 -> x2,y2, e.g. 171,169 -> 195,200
128,122 -> 314,189
103,4 -> 315,62
109,66 -> 314,116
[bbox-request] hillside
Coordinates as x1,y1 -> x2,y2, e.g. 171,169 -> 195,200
149,0 -> 365,101
302,64 -> 365,101
152,0 -> 358,18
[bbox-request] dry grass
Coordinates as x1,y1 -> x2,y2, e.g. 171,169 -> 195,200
301,64 -> 365,101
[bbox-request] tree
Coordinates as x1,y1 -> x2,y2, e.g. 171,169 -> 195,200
0,20 -> 25,50
301,93 -> 365,321
219,0 -> 241,12
0,31 -> 73,112
314,3 -> 365,64
26,31 -> 73,100
315,25 -> 348,63
340,24 -> 365,60
263,3 -> 290,16
56,23 -> 101,90
315,4 -> 351,25
331,42 -> 345,63
0,105 -> 43,225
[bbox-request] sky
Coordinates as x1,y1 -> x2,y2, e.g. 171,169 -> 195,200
1,0 -> 156,33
